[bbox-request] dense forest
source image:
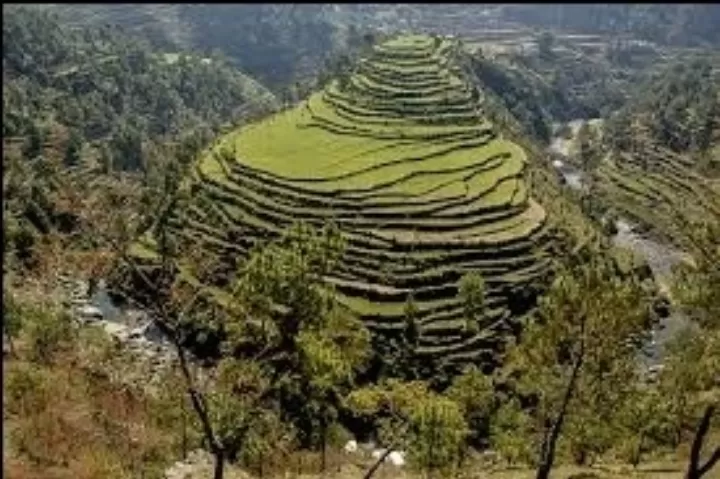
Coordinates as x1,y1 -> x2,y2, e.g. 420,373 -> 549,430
3,6 -> 278,164
3,6 -> 281,276
3,5 -> 720,479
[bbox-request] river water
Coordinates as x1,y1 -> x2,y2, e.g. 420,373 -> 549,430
84,279 -> 167,344
89,280 -> 125,322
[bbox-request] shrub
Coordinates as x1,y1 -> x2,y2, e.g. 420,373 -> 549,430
24,305 -> 75,364
5,362 -> 50,415
346,379 -> 469,474
489,398 -> 536,466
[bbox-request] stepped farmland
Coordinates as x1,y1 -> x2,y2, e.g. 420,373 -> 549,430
129,34 -> 557,373
594,144 -> 720,243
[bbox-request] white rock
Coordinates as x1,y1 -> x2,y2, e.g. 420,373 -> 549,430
102,321 -> 128,338
552,159 -> 564,169
371,448 -> 387,459
387,451 -> 405,466
480,449 -> 501,463
344,439 -> 358,453
360,441 -> 376,452
77,304 -> 103,319
128,324 -> 148,339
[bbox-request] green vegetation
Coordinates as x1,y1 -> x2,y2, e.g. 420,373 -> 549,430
25,4 -> 345,92
3,7 -> 278,161
2,6 -> 279,280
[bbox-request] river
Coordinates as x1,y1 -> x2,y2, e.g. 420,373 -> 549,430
548,120 -> 691,370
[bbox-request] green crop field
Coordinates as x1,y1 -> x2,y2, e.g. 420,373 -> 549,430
133,33 -> 558,375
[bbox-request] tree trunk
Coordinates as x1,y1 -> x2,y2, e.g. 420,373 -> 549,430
536,319 -> 586,479
321,417 -> 327,474
181,390 -> 188,460
5,333 -> 15,359
686,405 -> 720,479
632,433 -> 644,469
115,234 -> 225,477
175,341 -> 225,479
213,449 -> 225,479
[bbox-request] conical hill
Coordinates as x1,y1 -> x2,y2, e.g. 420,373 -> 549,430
136,34 -> 556,372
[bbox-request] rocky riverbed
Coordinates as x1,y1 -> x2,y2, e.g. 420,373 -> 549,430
57,274 -> 176,388
548,120 -> 693,375
55,275 -> 215,478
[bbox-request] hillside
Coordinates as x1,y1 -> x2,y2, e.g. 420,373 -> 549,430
26,4 -> 345,91
2,6 -> 281,286
590,58 -> 720,245
501,4 -> 720,48
129,34 -> 558,378
2,7 -> 278,141
6,7 -> 720,478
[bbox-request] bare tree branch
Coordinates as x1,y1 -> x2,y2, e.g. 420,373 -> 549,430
363,447 -> 395,479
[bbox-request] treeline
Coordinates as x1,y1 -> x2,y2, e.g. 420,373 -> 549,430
605,57 -> 720,159
3,7 -> 278,169
31,4 -> 347,92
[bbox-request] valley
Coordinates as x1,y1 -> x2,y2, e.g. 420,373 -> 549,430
3,5 -> 719,479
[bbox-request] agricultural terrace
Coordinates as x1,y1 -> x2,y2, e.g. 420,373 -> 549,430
136,34 -> 556,373
594,143 -> 720,245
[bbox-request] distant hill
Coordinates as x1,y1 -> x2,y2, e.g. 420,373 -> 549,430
321,5 -> 720,48
501,5 -> 720,48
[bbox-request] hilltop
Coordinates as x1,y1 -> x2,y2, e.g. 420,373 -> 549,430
127,34 -> 558,377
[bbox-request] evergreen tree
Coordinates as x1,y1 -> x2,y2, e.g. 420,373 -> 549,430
63,128 -> 84,167
501,252 -> 653,477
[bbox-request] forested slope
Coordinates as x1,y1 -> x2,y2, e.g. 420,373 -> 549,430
25,4 -> 346,91
3,6 -> 278,276
592,58 -> 720,244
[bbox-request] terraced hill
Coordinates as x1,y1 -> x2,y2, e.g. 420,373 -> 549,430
594,140 -> 720,245
132,34 -> 557,374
